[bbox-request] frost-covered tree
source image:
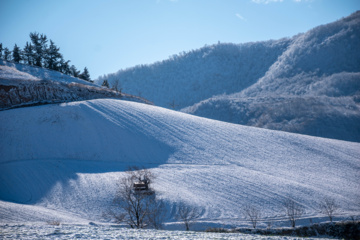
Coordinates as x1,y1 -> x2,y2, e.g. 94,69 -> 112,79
79,67 -> 91,81
12,44 -> 22,63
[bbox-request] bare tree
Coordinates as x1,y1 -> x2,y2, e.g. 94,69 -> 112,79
147,200 -> 166,229
111,78 -> 122,93
243,204 -> 261,229
112,167 -> 164,229
319,197 -> 338,222
283,197 -> 305,228
176,202 -> 201,231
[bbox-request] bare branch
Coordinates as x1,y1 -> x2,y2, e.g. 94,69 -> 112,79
319,197 -> 338,222
243,204 -> 261,229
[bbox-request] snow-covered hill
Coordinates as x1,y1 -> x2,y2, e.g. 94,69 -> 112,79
0,60 -> 151,109
1,99 -> 359,229
98,11 -> 360,142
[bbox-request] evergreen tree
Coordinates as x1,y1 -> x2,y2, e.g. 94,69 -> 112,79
30,32 -> 48,67
70,65 -> 80,77
102,79 -> 110,88
79,67 -> 91,81
45,40 -> 62,70
23,42 -> 34,65
59,58 -> 71,75
0,43 -> 3,58
12,44 -> 22,63
3,47 -> 11,61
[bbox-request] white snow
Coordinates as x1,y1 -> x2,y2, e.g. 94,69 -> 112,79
0,59 -> 98,87
1,99 -> 359,229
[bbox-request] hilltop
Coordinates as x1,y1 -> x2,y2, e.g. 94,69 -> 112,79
98,11 -> 360,142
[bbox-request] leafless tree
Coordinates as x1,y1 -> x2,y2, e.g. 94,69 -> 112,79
111,78 -> 122,93
243,204 -> 261,229
176,202 -> 201,231
283,197 -> 305,228
111,167 -> 164,229
319,197 -> 338,222
147,200 -> 166,229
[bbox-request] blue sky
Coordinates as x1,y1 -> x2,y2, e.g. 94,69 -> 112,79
1,0 -> 359,79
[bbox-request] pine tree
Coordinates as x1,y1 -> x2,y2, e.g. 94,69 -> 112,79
30,32 -> 48,67
3,47 -> 11,61
23,42 -> 34,65
59,58 -> 71,75
12,44 -> 22,63
70,65 -> 80,77
0,43 -> 3,58
45,40 -> 62,70
79,67 -> 91,81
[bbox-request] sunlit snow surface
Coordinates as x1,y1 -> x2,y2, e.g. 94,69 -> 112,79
1,99 -> 359,228
0,224 -> 333,240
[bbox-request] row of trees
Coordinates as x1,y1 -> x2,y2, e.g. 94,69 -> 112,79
243,196 -> 339,229
0,32 -> 91,81
109,167 -> 342,231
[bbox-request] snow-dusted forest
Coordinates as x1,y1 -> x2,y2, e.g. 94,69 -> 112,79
98,11 -> 360,142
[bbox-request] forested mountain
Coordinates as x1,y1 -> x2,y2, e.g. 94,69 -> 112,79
98,11 -> 360,142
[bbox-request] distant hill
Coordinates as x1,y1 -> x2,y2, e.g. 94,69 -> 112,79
99,11 -> 360,142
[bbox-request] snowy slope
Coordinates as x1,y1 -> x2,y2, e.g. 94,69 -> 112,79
0,60 -> 98,87
0,61 -> 151,109
1,99 -> 359,228
98,11 -> 360,142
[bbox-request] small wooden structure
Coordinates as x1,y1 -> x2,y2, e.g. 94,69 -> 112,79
133,179 -> 149,191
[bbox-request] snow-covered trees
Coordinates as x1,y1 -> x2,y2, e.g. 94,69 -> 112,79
0,32 -> 91,81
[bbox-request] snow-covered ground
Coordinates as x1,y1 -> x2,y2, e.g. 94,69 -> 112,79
0,223 -> 335,240
1,99 -> 359,229
0,60 -> 97,87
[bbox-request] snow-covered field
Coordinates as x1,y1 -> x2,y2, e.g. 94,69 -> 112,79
0,223 -> 335,240
1,99 -> 359,230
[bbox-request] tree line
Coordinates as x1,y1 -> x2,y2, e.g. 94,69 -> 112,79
0,32 -> 91,81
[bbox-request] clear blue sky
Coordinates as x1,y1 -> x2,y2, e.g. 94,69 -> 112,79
1,0 -> 359,79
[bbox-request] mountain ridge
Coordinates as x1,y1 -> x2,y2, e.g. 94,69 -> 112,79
98,11 -> 360,142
